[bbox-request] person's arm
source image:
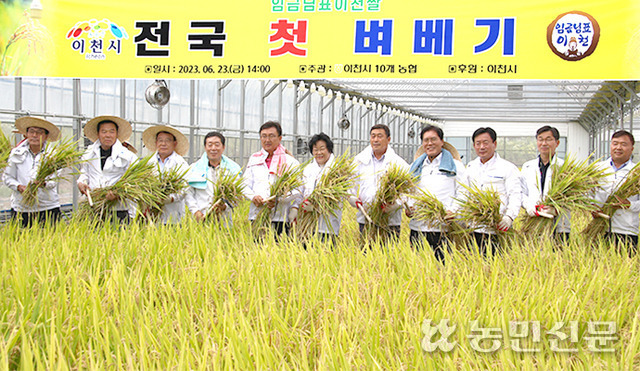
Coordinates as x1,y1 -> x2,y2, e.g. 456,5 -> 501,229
2,154 -> 22,192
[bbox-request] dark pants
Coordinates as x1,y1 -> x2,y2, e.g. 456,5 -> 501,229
473,232 -> 501,257
113,210 -> 130,224
11,207 -> 61,228
605,233 -> 638,257
410,230 -> 448,263
271,221 -> 290,241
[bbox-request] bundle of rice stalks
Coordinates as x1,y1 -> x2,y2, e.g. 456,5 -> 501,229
77,156 -> 165,221
295,152 -> 357,241
1,6 -> 53,76
139,165 -> 189,221
0,127 -> 11,170
456,182 -> 502,234
583,161 -> 640,240
206,169 -> 245,219
252,162 -> 305,238
21,138 -> 84,206
411,188 -> 469,246
521,156 -> 608,236
364,164 -> 416,240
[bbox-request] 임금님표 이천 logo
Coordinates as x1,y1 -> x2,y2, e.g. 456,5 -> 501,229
547,11 -> 600,61
66,19 -> 128,60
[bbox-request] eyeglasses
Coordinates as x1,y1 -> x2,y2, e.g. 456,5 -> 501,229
27,128 -> 47,135
260,134 -> 278,140
422,137 -> 441,144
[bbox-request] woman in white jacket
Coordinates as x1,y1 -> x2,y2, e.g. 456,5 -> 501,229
297,133 -> 342,243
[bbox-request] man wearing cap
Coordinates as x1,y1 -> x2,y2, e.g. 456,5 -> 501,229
185,131 -> 242,224
348,123 -> 410,240
77,115 -> 137,223
143,124 -> 190,224
405,125 -> 465,263
3,117 -> 62,227
243,121 -> 301,237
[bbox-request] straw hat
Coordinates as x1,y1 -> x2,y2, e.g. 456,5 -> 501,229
15,117 -> 61,141
413,141 -> 461,161
142,125 -> 189,156
84,115 -> 132,143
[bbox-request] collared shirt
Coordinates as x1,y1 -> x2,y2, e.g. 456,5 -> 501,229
242,152 -> 302,222
595,158 -> 640,236
408,152 -> 465,232
464,152 -> 523,233
352,145 -> 410,226
302,154 -> 342,235
520,155 -> 569,233
100,146 -> 112,170
77,139 -> 138,212
149,151 -> 188,224
538,157 -> 551,194
3,141 -> 60,212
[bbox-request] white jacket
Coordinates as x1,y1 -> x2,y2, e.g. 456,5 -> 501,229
352,145 -> 410,226
242,153 -> 301,222
77,139 -> 138,212
408,152 -> 465,232
594,159 -> 640,236
3,141 -> 60,212
464,153 -> 523,234
302,154 -> 342,235
185,164 -> 237,224
149,151 -> 188,224
520,156 -> 570,233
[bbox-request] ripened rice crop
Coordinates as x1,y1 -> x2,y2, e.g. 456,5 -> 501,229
0,206 -> 639,369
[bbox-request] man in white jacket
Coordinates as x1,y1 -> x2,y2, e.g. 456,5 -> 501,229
405,125 -> 465,262
521,125 -> 569,243
464,127 -> 522,256
593,130 -> 640,256
143,124 -> 189,224
77,115 -> 138,223
349,123 -> 410,240
3,117 -> 62,227
185,131 -> 242,225
243,121 -> 301,238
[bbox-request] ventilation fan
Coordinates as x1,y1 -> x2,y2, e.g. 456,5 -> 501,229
337,114 -> 350,130
145,80 -> 170,109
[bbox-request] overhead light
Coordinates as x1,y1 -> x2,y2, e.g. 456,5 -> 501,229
286,79 -> 294,88
318,86 -> 326,96
310,83 -> 317,92
326,89 -> 333,98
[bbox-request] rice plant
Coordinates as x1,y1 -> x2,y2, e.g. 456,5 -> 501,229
583,161 -> 640,240
76,156 -> 166,221
456,182 -> 503,234
139,165 -> 189,221
364,164 -> 416,241
21,138 -> 85,207
252,162 -> 305,238
206,169 -> 245,219
520,155 -> 608,236
295,152 -> 357,241
410,188 -> 470,246
0,126 -> 11,170
0,205 -> 639,369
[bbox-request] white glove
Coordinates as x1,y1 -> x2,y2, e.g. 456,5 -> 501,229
348,196 -> 364,210
288,208 -> 298,223
300,199 -> 314,213
497,215 -> 513,232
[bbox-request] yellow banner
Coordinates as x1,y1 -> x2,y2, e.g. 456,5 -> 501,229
0,0 -> 638,78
